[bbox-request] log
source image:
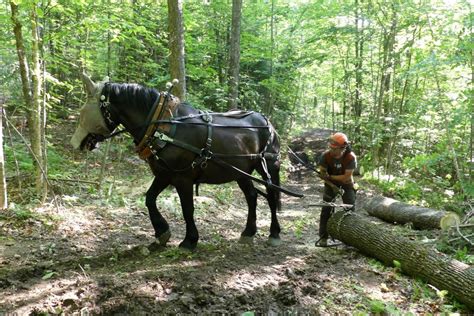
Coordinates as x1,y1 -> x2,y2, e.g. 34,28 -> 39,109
328,211 -> 474,310
363,196 -> 459,230
289,128 -> 334,154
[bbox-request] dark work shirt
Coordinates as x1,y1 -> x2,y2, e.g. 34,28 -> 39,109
318,150 -> 357,176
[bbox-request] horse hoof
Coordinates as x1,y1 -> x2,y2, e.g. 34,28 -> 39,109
238,236 -> 254,244
179,240 -> 197,251
267,237 -> 282,247
157,230 -> 171,246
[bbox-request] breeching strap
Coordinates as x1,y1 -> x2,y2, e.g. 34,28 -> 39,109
152,131 -> 303,198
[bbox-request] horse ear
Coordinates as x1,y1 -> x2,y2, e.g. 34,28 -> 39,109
80,72 -> 98,95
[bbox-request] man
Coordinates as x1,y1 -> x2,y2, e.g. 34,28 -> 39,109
316,132 -> 357,247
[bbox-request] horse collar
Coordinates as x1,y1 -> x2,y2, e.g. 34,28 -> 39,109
136,93 -> 180,160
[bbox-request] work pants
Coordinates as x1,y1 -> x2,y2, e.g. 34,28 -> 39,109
319,183 -> 356,239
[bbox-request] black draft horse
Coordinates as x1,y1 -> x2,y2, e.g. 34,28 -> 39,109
71,73 -> 288,250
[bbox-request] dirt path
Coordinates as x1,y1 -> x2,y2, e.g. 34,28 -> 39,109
0,172 -> 452,314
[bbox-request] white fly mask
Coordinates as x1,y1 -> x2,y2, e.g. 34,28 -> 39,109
70,73 -> 110,150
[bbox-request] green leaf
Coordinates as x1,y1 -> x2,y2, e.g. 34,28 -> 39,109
369,299 -> 386,313
393,260 -> 401,269
42,271 -> 57,280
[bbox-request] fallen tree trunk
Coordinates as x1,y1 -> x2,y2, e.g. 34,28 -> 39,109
328,211 -> 474,310
363,196 -> 459,230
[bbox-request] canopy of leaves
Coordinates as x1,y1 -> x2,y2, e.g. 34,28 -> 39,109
0,0 -> 471,207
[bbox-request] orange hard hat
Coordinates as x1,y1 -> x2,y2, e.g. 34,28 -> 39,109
329,132 -> 349,148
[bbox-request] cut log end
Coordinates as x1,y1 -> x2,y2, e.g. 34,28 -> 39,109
440,212 -> 461,230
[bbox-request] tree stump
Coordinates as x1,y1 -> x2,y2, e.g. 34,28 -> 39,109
328,211 -> 474,310
363,196 -> 459,230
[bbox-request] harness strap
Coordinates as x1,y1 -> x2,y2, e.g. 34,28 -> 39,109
139,92 -> 162,141
99,84 -> 119,132
151,131 -> 304,198
192,112 -> 213,169
211,157 -> 303,198
135,93 -> 166,157
260,122 -> 276,184
136,93 -> 180,160
167,110 -> 254,122
148,120 -> 271,129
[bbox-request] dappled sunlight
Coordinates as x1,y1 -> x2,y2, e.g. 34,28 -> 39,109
1,145 -> 469,314
1,275 -> 84,313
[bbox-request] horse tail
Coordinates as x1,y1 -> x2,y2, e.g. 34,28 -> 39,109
270,164 -> 282,212
266,123 -> 282,212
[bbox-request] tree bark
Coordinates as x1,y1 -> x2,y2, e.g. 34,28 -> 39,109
363,196 -> 458,230
328,211 -> 474,310
264,0 -> 274,116
10,2 -> 31,106
10,1 -> 46,197
227,0 -> 242,110
167,0 -> 186,101
213,11 -> 225,87
30,2 -> 47,198
0,105 -> 7,210
353,0 -> 363,138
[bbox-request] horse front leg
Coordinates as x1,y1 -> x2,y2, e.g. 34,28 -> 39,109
175,180 -> 199,250
237,178 -> 258,244
146,177 -> 171,246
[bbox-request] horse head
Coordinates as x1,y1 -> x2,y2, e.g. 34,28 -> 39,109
70,73 -> 110,151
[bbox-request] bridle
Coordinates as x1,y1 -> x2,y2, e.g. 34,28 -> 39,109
79,84 -> 125,150
98,83 -> 120,133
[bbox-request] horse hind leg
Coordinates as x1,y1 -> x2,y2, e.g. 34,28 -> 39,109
175,180 -> 199,250
257,159 -> 282,247
146,177 -> 172,246
237,178 -> 258,244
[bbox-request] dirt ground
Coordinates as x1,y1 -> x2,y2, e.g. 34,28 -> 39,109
0,168 -> 463,315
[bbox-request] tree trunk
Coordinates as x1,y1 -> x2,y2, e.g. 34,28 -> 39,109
167,0 -> 186,101
374,6 -> 397,166
10,1 -> 46,197
331,74 -> 335,130
227,0 -> 242,110
30,3 -> 47,198
353,0 -> 363,138
363,196 -> 458,230
264,0 -> 275,116
213,11 -> 226,88
10,2 -> 31,106
328,211 -> 474,310
0,105 -> 7,210
470,14 -> 473,183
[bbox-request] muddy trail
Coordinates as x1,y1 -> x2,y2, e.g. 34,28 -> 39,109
0,169 -> 453,315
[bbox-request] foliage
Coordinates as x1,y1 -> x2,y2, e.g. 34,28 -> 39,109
368,299 -> 401,315
454,247 -> 474,265
1,0 -> 471,276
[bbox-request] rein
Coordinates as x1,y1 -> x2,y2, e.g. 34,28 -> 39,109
287,146 -> 343,197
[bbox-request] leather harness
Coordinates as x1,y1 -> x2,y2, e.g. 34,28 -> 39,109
96,88 -> 303,198
135,93 -> 180,160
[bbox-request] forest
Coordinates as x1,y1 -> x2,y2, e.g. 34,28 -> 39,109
0,0 -> 473,314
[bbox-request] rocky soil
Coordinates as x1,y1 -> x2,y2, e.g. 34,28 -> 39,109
0,164 -> 464,315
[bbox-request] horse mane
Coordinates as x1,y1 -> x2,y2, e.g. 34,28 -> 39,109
106,83 -> 160,113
